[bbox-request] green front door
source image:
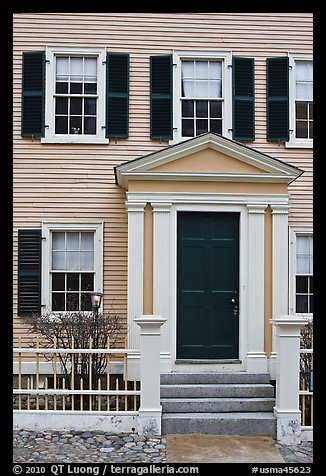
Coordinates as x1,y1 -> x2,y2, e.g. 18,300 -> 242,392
177,212 -> 239,359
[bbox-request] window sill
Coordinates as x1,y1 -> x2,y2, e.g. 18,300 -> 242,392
41,135 -> 109,145
285,140 -> 313,149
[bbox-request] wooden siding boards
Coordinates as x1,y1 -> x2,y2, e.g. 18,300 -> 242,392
13,13 -> 313,346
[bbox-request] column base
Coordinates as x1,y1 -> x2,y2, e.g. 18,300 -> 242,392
268,352 -> 277,380
246,352 -> 268,373
274,408 -> 302,445
138,408 -> 162,436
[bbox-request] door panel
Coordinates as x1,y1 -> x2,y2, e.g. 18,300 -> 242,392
177,212 -> 239,359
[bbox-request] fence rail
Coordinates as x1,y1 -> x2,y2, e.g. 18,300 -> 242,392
13,336 -> 140,413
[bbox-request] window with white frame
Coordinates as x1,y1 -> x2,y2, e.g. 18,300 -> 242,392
172,51 -> 232,143
42,223 -> 103,312
287,54 -> 313,148
42,47 -> 107,144
295,235 -> 313,313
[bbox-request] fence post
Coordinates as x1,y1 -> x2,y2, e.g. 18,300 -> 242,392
270,315 -> 309,445
134,315 -> 166,436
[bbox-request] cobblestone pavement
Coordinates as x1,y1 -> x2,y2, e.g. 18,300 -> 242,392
13,430 -> 313,464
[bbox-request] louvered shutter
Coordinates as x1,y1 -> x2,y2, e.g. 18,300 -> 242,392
106,53 -> 129,138
266,57 -> 289,141
21,52 -> 45,137
233,57 -> 255,141
18,230 -> 42,316
150,55 -> 173,140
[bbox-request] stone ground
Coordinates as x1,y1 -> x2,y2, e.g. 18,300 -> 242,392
13,430 -> 313,464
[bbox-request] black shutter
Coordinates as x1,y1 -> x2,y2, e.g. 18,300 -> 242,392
106,53 -> 129,138
18,230 -> 42,316
233,57 -> 255,141
21,52 -> 45,137
150,55 -> 173,140
266,57 -> 289,141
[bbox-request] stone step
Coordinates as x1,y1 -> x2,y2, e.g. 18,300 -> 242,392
161,412 -> 276,436
160,372 -> 271,385
160,383 -> 274,399
161,397 -> 275,413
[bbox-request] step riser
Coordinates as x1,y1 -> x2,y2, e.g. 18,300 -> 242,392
161,400 -> 275,413
161,373 -> 271,385
160,385 -> 274,399
162,418 -> 276,436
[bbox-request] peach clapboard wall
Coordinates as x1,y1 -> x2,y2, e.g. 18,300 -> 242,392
13,13 -> 313,349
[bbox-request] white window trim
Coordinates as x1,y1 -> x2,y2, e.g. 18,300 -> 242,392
42,46 -> 109,144
286,53 -> 313,149
41,222 -> 104,314
289,226 -> 313,316
171,50 -> 232,145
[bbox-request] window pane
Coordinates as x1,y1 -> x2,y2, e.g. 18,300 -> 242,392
84,58 -> 97,81
196,80 -> 209,98
209,80 -> 222,98
210,101 -> 222,118
80,251 -> 94,270
52,273 -> 65,291
66,232 -> 79,250
297,236 -> 310,254
84,98 -> 97,115
182,119 -> 194,137
196,61 -> 208,79
52,232 -> 65,250
55,116 -> 68,134
81,232 -> 94,250
296,83 -> 310,100
182,61 -> 194,79
56,57 -> 69,80
182,80 -> 194,97
309,122 -> 313,139
81,293 -> 92,311
297,256 -> 310,274
66,251 -> 79,270
70,116 -> 82,134
296,295 -> 308,313
296,276 -> 308,293
309,103 -> 313,119
196,119 -> 208,135
81,273 -> 93,291
52,251 -> 65,270
67,273 -> 79,291
70,82 -> 83,94
296,121 -> 308,139
52,293 -> 65,311
55,97 -> 68,115
196,100 -> 208,118
56,82 -> 68,94
296,102 -> 307,120
209,61 -> 222,79
182,100 -> 194,118
84,117 -> 96,135
210,119 -> 222,135
67,293 -> 79,311
310,276 -> 313,293
296,62 -> 309,81
84,83 -> 97,94
70,98 -> 82,115
309,296 -> 313,313
70,57 -> 83,81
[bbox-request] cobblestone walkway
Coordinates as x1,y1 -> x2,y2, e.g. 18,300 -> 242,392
13,430 -> 312,464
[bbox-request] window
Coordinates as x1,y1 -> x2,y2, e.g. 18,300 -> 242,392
42,47 -> 108,144
172,50 -> 232,144
287,54 -> 313,148
41,223 -> 103,313
295,235 -> 313,313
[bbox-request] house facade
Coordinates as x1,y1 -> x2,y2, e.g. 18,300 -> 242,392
13,13 -> 313,382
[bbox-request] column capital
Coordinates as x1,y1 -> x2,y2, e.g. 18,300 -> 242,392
270,204 -> 290,215
125,201 -> 147,212
246,203 -> 267,214
151,202 -> 172,213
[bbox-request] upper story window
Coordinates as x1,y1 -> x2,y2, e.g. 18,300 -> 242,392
295,235 -> 313,314
286,54 -> 313,148
42,47 -> 108,144
172,50 -> 232,144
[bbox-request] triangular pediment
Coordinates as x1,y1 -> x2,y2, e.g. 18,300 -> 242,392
115,133 -> 303,189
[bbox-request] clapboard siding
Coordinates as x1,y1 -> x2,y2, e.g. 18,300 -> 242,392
13,13 -> 313,347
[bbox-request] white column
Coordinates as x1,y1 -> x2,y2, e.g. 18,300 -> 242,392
246,204 -> 268,372
270,205 -> 289,379
134,315 -> 167,436
152,202 -> 172,369
270,315 -> 309,445
126,202 -> 146,354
